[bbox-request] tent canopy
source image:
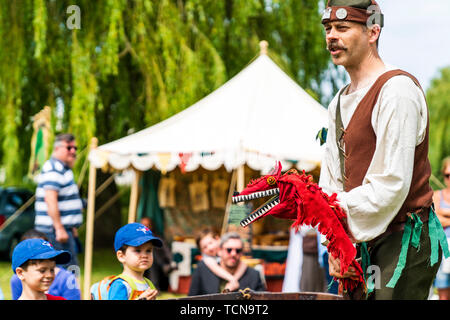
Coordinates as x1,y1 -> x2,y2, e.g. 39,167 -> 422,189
82,45 -> 329,299
89,51 -> 328,174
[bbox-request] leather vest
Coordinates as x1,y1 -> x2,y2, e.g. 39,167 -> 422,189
338,70 -> 433,223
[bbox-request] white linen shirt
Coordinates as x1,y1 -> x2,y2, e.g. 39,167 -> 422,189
319,67 -> 428,242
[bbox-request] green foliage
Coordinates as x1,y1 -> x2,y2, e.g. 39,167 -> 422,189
0,0 -> 335,188
0,0 -> 27,186
32,0 -> 47,60
426,66 -> 450,185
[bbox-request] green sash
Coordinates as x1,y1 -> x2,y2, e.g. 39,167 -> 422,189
360,208 -> 450,290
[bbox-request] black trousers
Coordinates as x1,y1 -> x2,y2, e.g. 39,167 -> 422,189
364,220 -> 441,300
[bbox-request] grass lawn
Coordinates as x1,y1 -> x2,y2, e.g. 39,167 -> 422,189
0,248 -> 186,300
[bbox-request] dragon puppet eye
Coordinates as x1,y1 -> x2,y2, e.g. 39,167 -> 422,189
266,176 -> 276,185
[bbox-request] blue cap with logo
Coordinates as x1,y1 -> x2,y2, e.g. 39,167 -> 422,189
114,223 -> 163,252
11,238 -> 72,273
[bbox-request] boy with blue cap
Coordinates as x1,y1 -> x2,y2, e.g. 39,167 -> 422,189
12,238 -> 71,300
108,223 -> 163,300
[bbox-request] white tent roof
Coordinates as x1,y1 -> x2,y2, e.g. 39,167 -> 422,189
89,53 -> 328,174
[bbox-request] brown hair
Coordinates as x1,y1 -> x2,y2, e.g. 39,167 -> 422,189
19,258 -> 57,271
195,227 -> 220,249
20,229 -> 49,242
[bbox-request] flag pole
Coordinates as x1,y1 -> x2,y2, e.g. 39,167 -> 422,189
83,137 -> 98,300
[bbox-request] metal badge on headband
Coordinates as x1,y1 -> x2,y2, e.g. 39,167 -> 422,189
336,8 -> 348,20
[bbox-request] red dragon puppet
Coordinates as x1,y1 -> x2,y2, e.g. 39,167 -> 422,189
232,162 -> 365,293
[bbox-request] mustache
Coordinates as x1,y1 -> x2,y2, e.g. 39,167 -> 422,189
327,42 -> 347,51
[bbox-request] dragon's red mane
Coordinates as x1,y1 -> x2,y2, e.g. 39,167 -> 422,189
234,163 -> 365,293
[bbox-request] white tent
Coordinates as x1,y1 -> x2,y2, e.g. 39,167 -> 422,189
88,44 -> 328,175
82,42 -> 328,299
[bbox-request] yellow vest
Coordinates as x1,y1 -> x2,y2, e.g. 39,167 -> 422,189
111,273 -> 156,300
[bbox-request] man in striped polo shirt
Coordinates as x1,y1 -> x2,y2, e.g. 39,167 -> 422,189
34,133 -> 83,268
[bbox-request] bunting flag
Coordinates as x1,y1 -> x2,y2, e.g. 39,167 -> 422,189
28,106 -> 52,180
157,153 -> 172,175
178,152 -> 192,173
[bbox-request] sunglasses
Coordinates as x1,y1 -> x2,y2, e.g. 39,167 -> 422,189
66,146 -> 78,152
445,174 -> 450,179
224,247 -> 243,254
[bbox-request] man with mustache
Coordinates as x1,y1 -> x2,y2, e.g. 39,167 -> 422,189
319,0 -> 449,299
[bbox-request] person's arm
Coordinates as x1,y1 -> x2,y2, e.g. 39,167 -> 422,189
10,274 -> 22,300
223,261 -> 248,292
202,257 -> 240,291
44,189 -> 69,243
137,288 -> 158,300
328,255 -> 360,280
433,191 -> 450,227
436,215 -> 450,228
233,261 -> 247,280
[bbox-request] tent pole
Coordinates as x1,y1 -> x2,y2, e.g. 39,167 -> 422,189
128,169 -> 141,224
83,137 -> 98,300
237,164 -> 245,193
221,169 -> 238,235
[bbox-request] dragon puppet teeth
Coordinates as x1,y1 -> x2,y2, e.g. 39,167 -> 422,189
232,188 -> 280,204
240,197 -> 280,227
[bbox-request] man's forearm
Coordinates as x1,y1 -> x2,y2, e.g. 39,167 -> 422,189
436,213 -> 450,228
46,202 -> 64,229
44,190 -> 64,230
204,257 -> 235,281
436,208 -> 450,218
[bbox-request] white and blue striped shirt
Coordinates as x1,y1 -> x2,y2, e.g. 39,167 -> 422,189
34,157 -> 83,232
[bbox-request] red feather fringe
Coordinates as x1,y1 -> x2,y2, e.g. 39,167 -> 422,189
285,173 -> 365,292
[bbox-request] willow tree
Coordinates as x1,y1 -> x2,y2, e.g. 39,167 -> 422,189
0,0 -> 334,187
427,66 -> 450,185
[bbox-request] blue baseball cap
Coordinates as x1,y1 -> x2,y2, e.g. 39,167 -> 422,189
12,239 -> 71,273
114,223 -> 163,252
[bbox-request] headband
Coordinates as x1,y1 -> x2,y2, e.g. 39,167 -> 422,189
321,3 -> 384,28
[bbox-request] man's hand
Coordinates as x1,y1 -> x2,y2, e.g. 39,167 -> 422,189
55,226 -> 69,243
45,189 -> 69,243
138,288 -> 158,300
328,255 -> 359,280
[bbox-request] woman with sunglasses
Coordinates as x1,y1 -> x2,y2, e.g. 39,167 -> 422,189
433,156 -> 450,300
